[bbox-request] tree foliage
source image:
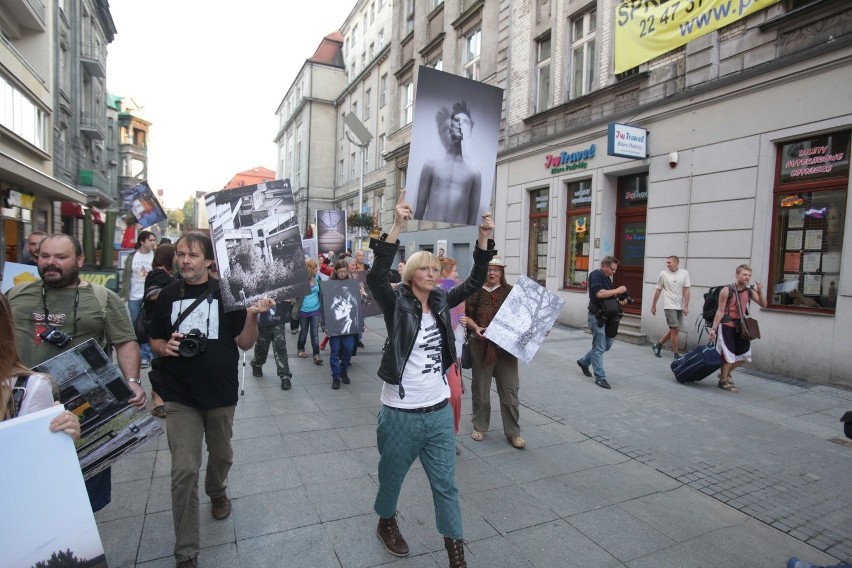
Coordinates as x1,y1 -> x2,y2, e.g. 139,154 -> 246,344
33,548 -> 87,568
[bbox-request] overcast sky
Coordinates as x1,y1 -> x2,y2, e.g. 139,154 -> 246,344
107,1 -> 355,208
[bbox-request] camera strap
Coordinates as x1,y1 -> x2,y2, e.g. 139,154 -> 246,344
171,280 -> 220,333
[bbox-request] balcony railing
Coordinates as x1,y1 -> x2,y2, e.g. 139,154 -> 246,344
78,169 -> 111,194
80,42 -> 106,77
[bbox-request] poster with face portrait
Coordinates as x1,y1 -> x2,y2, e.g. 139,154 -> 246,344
316,210 -> 347,254
406,66 -> 503,226
356,271 -> 383,318
321,280 -> 362,337
205,179 -> 310,312
484,275 -> 565,364
118,181 -> 167,229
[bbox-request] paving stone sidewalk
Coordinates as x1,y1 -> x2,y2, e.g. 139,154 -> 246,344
96,320 -> 851,567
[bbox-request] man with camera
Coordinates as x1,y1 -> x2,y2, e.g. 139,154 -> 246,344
148,232 -> 274,568
577,256 -> 628,389
7,233 -> 147,509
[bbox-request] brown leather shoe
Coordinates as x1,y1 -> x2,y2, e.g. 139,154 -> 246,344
376,514 -> 409,557
444,537 -> 468,568
175,557 -> 197,568
211,495 -> 231,520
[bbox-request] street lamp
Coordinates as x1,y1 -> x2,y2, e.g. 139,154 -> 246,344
343,111 -> 373,250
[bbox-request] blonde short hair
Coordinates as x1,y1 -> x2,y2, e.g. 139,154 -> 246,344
402,251 -> 441,286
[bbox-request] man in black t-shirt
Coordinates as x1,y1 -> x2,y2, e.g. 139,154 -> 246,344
150,232 -> 273,568
576,256 -> 627,389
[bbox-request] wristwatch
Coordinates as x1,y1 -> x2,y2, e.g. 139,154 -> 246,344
127,377 -> 142,385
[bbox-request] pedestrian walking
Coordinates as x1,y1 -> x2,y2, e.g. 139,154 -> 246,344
324,260 -> 358,390
709,264 -> 767,393
462,257 -> 525,448
650,255 -> 691,360
143,243 -> 177,417
149,232 -> 274,568
294,258 -> 323,365
438,256 -> 465,453
365,190 -> 495,568
251,310 -> 293,390
577,256 -> 628,389
121,230 -> 157,368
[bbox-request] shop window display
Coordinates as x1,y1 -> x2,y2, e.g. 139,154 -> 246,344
563,179 -> 591,289
769,130 -> 848,312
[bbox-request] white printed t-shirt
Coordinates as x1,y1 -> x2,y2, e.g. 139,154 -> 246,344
381,311 -> 449,409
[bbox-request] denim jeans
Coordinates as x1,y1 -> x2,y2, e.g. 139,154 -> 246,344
329,334 -> 355,378
579,313 -> 614,379
297,312 -> 321,355
128,298 -> 152,361
374,404 -> 462,540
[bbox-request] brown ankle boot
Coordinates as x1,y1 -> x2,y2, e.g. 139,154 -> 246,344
377,514 -> 409,557
444,536 -> 468,568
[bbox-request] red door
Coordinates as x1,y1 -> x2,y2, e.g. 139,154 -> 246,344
613,173 -> 648,315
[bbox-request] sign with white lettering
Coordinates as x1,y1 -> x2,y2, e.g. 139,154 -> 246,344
607,123 -> 649,159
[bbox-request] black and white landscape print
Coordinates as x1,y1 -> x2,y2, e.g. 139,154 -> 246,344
205,179 -> 311,312
483,275 -> 565,364
321,280 -> 362,337
33,339 -> 163,479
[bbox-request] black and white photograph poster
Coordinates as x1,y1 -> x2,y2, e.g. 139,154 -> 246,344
119,181 -> 167,229
321,280 -> 362,337
356,271 -> 383,318
316,209 -> 347,255
33,339 -> 163,479
205,179 -> 311,312
0,406 -> 107,568
407,66 -> 503,226
302,237 -> 318,261
484,275 -> 565,364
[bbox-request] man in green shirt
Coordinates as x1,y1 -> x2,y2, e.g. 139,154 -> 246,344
7,233 -> 147,510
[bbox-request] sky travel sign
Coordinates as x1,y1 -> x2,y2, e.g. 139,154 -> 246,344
614,0 -> 781,74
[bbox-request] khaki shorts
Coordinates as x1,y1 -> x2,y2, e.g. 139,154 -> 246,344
664,309 -> 684,329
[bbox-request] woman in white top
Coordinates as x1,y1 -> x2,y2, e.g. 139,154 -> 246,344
1,294 -> 79,439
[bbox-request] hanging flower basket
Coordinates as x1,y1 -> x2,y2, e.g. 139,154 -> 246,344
347,212 -> 374,232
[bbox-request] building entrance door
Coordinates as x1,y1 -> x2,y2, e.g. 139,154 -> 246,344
613,173 -> 648,315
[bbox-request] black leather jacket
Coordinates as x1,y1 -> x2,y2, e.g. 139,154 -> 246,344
367,236 -> 495,398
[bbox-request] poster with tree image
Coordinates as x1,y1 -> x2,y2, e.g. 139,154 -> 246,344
205,179 -> 311,312
483,275 -> 565,364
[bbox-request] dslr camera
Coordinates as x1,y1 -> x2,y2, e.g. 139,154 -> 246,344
178,328 -> 208,358
618,292 -> 635,304
39,325 -> 73,348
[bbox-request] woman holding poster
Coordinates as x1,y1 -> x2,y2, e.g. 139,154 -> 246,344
461,257 -> 524,449
0,294 -> 80,439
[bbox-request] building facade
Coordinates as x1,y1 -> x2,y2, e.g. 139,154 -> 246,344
53,0 -> 116,237
494,0 -> 851,386
0,0 -> 86,268
275,32 -> 346,237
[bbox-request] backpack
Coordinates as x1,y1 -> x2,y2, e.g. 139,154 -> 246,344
701,285 -> 727,327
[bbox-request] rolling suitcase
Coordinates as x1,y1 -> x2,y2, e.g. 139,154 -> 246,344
671,342 -> 722,383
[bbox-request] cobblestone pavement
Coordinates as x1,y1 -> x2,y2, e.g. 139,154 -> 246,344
96,319 -> 851,567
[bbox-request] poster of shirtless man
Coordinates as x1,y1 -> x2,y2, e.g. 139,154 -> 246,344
407,66 -> 503,226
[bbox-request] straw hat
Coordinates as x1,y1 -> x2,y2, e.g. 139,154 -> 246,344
488,257 -> 507,267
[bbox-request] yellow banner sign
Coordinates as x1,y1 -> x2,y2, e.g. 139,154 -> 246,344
614,0 -> 780,74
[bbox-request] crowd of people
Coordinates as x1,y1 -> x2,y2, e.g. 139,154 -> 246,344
6,218 -> 841,568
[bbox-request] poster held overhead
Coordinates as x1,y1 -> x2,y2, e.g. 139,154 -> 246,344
205,179 -> 310,312
317,209 -> 347,254
119,181 -> 167,229
406,66 -> 503,226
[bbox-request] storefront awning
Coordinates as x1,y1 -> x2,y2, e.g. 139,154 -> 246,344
0,151 -> 86,203
62,201 -> 86,218
90,206 -> 105,224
